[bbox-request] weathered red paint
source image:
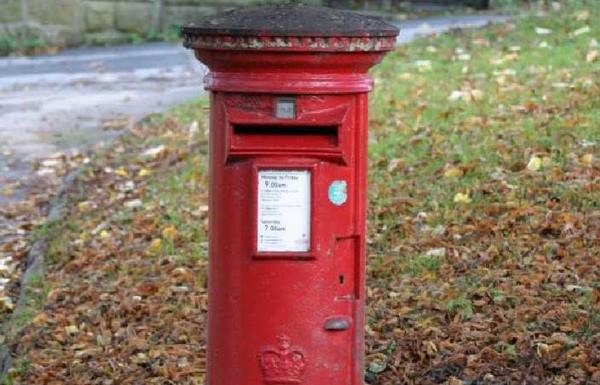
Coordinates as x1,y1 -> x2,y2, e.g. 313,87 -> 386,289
182,6 -> 398,385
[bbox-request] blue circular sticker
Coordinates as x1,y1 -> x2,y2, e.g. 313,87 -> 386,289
328,180 -> 348,206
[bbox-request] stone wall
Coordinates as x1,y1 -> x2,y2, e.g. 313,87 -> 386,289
0,0 -> 323,47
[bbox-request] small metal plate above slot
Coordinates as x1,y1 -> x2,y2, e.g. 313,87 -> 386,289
275,97 -> 296,119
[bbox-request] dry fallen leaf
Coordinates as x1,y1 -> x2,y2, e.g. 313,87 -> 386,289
77,200 -> 97,212
162,226 -> 178,240
64,325 -> 79,336
444,166 -> 464,178
387,158 -> 405,173
0,296 -> 14,312
124,199 -> 143,209
147,238 -> 162,254
575,10 -> 590,21
141,145 -> 167,159
115,167 -> 128,177
571,26 -> 591,37
527,155 -> 543,171
454,192 -> 472,204
138,168 -> 151,177
32,313 -> 49,327
535,27 -> 552,35
581,153 -> 593,166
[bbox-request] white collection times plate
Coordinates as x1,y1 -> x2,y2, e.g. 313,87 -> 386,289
257,170 -> 311,253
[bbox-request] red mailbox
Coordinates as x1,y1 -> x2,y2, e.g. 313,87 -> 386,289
182,6 -> 398,385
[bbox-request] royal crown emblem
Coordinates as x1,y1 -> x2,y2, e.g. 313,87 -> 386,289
259,335 -> 307,384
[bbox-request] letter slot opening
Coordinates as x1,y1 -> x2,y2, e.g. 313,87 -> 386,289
232,124 -> 339,150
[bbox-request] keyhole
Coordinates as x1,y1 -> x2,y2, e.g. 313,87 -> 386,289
338,274 -> 345,285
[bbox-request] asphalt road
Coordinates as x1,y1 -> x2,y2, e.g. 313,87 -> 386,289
0,43 -> 204,203
0,14 -> 508,206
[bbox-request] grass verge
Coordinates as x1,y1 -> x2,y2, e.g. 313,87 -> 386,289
3,1 -> 599,384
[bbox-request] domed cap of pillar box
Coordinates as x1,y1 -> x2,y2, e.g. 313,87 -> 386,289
182,5 -> 399,52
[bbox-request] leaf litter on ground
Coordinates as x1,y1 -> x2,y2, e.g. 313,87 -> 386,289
3,1 -> 600,385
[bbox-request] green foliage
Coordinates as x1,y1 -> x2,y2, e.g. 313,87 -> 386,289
446,296 -> 474,320
126,25 -> 182,45
0,35 -> 17,56
403,254 -> 444,276
0,28 -> 47,56
496,341 -> 518,360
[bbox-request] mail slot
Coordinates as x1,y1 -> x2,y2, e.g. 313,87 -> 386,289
232,124 -> 339,149
183,5 -> 398,385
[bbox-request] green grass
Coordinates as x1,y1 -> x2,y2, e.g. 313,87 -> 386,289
4,1 -> 600,384
403,254 -> 444,276
368,0 -> 599,252
365,1 -> 599,382
446,295 -> 474,320
0,270 -> 49,385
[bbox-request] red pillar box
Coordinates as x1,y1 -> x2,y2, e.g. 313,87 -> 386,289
182,6 -> 398,385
